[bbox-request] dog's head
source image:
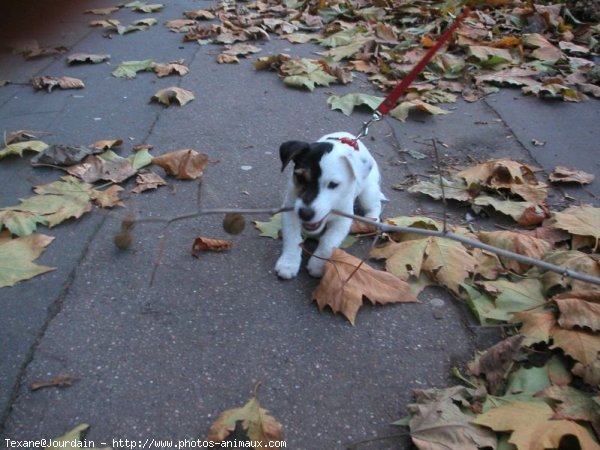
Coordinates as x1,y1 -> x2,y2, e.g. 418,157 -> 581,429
279,139 -> 362,234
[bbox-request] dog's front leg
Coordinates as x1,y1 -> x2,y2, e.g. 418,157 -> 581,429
306,216 -> 353,278
275,210 -> 303,279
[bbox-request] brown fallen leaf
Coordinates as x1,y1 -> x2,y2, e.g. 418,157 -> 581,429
11,40 -> 67,59
192,237 -> 232,257
553,205 -> 600,250
473,401 -> 600,450
31,144 -> 101,166
510,310 -> 556,346
458,158 -> 547,206
468,335 -> 524,395
152,149 -> 209,180
477,230 -> 553,274
5,130 -> 49,145
165,19 -> 197,32
150,86 -> 194,106
85,7 -> 120,15
183,9 -> 215,20
549,166 -> 595,184
92,139 -> 123,150
552,290 -> 600,332
153,61 -> 189,77
208,384 -> 283,445
312,248 -> 418,325
216,53 -> 240,64
66,53 -> 110,64
133,143 -> 154,152
31,76 -> 85,92
91,185 -> 124,208
536,385 -> 600,436
30,374 -> 78,391
131,172 -> 167,193
66,155 -> 136,183
350,219 -> 377,235
406,386 -> 497,450
222,43 -> 262,57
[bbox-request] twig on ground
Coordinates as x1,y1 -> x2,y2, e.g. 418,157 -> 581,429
432,138 -> 448,233
331,209 -> 600,287
127,205 -> 600,288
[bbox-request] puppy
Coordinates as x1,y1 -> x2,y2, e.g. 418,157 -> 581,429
275,131 -> 386,279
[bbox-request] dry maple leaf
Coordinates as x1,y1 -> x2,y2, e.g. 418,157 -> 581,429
550,327 -> 600,385
407,386 -> 497,450
370,236 -> 475,295
5,129 -> 47,145
152,149 -> 209,180
153,61 -> 189,77
92,139 -> 123,150
217,54 -> 240,64
549,166 -> 595,184
552,290 -> 600,332
468,335 -> 524,395
536,385 -> 600,436
192,237 -> 232,257
457,159 -> 547,205
510,310 -> 556,346
0,234 -> 56,287
90,186 -> 124,208
477,230 -> 552,274
85,6 -> 120,15
165,19 -> 197,32
131,172 -> 167,193
473,401 -> 600,450
183,9 -> 215,20
150,86 -> 194,106
66,53 -> 110,64
31,76 -> 85,92
537,250 -> 600,294
207,386 -> 283,447
553,205 -> 600,250
312,248 -> 418,325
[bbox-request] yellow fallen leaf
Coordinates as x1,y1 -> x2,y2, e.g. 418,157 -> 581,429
312,248 -> 418,325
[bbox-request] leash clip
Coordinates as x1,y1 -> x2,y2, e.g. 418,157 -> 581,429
356,111 -> 382,140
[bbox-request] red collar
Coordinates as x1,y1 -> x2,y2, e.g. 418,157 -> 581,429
336,137 -> 359,151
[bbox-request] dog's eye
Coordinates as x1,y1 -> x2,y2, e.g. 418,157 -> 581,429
327,181 -> 339,190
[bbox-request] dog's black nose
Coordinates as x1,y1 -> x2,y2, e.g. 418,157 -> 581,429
298,206 -> 315,222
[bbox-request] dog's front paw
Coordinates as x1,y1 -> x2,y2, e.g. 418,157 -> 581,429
275,254 -> 301,279
306,256 -> 326,278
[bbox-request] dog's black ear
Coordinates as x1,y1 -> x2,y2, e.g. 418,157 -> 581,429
279,141 -> 309,172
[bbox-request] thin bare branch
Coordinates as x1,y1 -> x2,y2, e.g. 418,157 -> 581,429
129,205 -> 600,288
331,209 -> 600,288
432,138 -> 448,233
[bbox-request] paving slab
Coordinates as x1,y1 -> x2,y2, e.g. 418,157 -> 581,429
0,1 -> 598,449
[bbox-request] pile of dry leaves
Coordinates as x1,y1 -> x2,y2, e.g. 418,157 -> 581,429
173,0 -> 600,120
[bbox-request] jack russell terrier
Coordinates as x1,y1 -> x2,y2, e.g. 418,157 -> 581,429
275,131 -> 386,279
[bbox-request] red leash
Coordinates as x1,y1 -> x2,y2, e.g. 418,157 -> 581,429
351,6 -> 472,143
376,7 -> 472,116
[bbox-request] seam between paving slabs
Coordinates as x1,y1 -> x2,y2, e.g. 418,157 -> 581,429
482,97 -> 545,169
0,26 -> 96,110
0,213 -> 108,436
0,28 -> 207,437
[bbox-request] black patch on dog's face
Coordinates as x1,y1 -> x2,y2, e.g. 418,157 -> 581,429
288,142 -> 333,205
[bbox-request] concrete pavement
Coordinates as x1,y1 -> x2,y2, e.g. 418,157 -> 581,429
0,1 -> 599,449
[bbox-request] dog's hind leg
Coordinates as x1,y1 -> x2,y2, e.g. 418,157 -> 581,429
275,210 -> 303,279
306,216 -> 353,278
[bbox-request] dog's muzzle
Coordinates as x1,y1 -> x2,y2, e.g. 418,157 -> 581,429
302,218 -> 325,232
